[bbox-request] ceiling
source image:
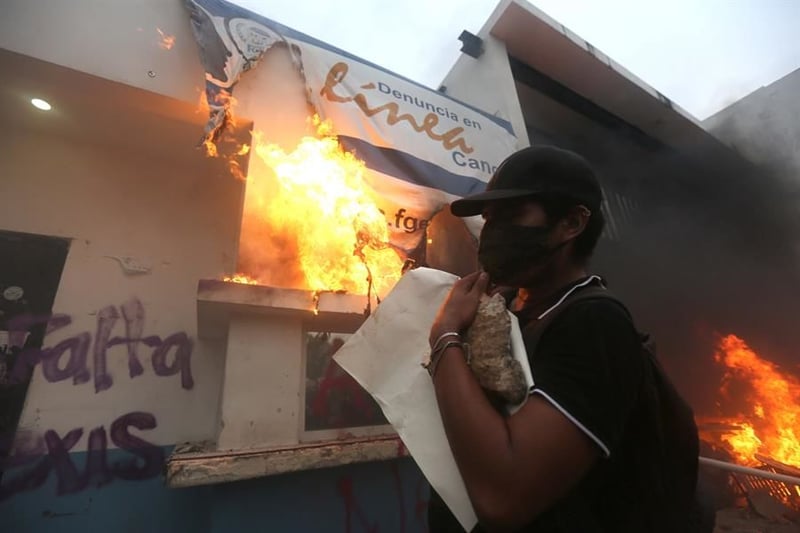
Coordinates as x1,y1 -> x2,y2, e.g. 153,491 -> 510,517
0,47 -> 252,173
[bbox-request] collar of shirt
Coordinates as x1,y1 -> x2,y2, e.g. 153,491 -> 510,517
512,275 -> 604,322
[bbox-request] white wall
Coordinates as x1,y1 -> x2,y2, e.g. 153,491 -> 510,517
0,0 -> 203,105
0,126 -> 242,450
439,1 -> 528,148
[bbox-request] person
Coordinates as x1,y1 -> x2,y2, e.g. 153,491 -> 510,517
426,146 -> 700,532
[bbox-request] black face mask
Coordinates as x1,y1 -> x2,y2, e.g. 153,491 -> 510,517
478,222 -> 560,285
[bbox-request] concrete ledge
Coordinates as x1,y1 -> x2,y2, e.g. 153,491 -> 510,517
197,279 -> 371,339
166,435 -> 408,488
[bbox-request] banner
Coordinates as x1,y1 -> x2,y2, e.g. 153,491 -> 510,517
185,0 -> 519,255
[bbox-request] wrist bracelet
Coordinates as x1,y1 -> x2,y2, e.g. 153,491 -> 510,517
430,331 -> 460,352
426,341 -> 471,378
423,331 -> 460,367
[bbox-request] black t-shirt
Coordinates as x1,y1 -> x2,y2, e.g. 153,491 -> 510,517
428,278 -> 697,532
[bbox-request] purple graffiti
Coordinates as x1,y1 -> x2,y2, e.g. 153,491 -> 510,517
45,427 -> 93,494
150,333 -> 194,390
0,411 -> 164,501
41,332 -> 91,385
109,412 -> 163,480
120,298 -> 146,379
92,305 -> 119,393
6,299 -> 193,392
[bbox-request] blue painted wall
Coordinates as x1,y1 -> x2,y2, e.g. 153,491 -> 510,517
1,448 -> 429,533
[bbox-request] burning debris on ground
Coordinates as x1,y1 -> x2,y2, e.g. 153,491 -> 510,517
701,334 -> 800,469
697,334 -> 800,530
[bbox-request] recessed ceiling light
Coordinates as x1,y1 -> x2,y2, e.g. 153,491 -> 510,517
31,98 -> 52,111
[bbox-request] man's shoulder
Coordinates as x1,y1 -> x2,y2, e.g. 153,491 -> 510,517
545,291 -> 636,336
526,291 -> 644,374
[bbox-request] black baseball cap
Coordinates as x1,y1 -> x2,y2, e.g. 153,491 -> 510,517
450,146 -> 602,217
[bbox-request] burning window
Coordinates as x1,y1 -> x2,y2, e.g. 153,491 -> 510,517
228,116 -> 404,302
201,112 -> 404,451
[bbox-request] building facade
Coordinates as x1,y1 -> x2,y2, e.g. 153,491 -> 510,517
2,1 -> 797,532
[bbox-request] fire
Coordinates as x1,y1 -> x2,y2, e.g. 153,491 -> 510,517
223,274 -> 259,285
196,91 -> 249,180
704,334 -> 800,467
202,138 -> 218,158
236,115 -> 402,297
156,28 -> 175,50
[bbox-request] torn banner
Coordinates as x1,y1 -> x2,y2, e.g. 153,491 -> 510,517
184,0 -> 519,255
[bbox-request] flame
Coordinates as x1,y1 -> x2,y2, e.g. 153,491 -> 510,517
202,138 -> 218,157
196,88 -> 209,115
196,93 -> 249,182
156,28 -> 175,50
237,116 -> 402,296
703,334 -> 800,467
223,274 -> 260,285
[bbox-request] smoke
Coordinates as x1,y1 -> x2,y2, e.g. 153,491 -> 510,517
570,110 -> 800,414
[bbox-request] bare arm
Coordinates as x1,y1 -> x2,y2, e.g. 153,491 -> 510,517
430,273 -> 599,531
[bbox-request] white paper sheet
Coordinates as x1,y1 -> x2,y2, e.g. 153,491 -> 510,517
333,268 -> 533,531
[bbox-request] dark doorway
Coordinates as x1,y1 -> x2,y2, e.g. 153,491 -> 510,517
0,230 -> 70,478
